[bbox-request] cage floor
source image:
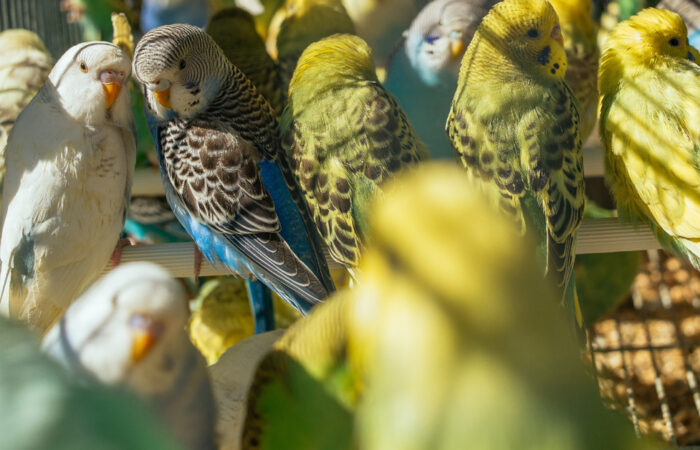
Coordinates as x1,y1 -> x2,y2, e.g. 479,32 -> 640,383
588,250 -> 700,446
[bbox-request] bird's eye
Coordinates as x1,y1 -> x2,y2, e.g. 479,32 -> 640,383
79,62 -> 88,73
527,29 -> 540,39
179,59 -> 186,70
425,35 -> 440,44
669,37 -> 680,47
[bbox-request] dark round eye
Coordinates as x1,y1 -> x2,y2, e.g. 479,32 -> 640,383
527,29 -> 540,39
79,62 -> 88,72
179,59 -> 186,70
669,37 -> 680,47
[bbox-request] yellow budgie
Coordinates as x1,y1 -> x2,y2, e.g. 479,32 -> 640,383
548,0 -> 600,141
238,164 -> 651,450
446,0 -> 585,306
189,277 -> 302,365
0,30 -> 52,182
599,8 -> 700,269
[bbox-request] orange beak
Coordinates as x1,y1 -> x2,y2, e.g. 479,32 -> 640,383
450,39 -> 465,60
129,315 -> 164,363
551,24 -> 563,46
131,329 -> 158,362
102,83 -> 121,109
154,87 -> 172,109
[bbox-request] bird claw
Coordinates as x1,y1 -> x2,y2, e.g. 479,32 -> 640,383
248,273 -> 258,282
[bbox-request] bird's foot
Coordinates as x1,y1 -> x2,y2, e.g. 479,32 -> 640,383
194,245 -> 203,283
111,237 -> 137,267
248,273 -> 258,282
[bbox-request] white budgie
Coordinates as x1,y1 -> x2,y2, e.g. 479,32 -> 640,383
42,262 -> 217,450
0,41 -> 135,333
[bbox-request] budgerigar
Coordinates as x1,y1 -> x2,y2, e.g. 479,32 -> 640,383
549,0 -> 600,142
42,262 -> 217,450
0,316 -> 182,450
658,0 -> 700,47
141,0 -> 212,31
133,24 -> 335,319
281,34 -> 427,269
207,7 -> 285,116
599,8 -> 700,269
383,0 -> 494,159
0,41 -> 135,333
341,0 -> 429,64
0,30 -> 53,184
241,164 -> 651,450
271,0 -> 356,93
446,0 -> 585,305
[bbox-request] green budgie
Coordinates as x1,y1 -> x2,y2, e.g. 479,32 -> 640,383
0,316 -> 182,450
446,0 -> 585,312
281,34 -> 427,269
272,0 -> 356,93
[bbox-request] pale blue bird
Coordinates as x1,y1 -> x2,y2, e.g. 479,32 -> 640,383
383,0 -> 495,159
133,24 -> 335,321
141,0 -> 212,32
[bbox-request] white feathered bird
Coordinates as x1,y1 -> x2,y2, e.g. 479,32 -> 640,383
0,41 -> 135,333
42,262 -> 218,450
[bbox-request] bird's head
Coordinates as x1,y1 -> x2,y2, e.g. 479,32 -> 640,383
133,24 -> 227,121
291,34 -> 377,89
47,42 -> 130,125
44,263 -> 190,395
0,29 -> 49,54
405,0 -> 486,86
473,0 -> 567,81
604,8 -> 692,66
599,9 -> 695,96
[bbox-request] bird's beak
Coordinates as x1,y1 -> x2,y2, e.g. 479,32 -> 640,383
551,24 -> 563,46
154,87 -> 172,109
130,315 -> 164,363
100,70 -> 124,109
450,39 -> 465,60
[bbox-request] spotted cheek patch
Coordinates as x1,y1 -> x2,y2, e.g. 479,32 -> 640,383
537,46 -> 551,66
548,58 -> 566,76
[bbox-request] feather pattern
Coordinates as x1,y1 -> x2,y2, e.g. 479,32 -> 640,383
135,24 -> 334,315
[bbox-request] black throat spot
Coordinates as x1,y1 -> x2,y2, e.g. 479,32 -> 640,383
538,46 -> 551,66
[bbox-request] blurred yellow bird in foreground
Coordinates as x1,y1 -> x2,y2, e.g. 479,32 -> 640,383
600,8 -> 700,269
239,163 -> 652,449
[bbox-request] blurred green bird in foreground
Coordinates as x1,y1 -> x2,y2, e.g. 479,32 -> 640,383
239,163 -> 654,450
281,34 -> 427,270
0,316 -> 182,450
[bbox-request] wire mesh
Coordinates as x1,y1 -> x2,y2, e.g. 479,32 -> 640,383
588,250 -> 700,447
0,0 -> 82,58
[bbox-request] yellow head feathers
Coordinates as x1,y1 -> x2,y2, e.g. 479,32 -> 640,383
600,8 -> 692,95
470,0 -> 568,81
547,0 -> 597,46
290,34 -> 377,88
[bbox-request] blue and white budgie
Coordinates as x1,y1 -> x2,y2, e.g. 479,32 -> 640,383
384,0 -> 495,159
42,262 -> 217,450
0,42 -> 135,334
132,24 -> 335,320
141,0 -> 212,32
657,0 -> 700,48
